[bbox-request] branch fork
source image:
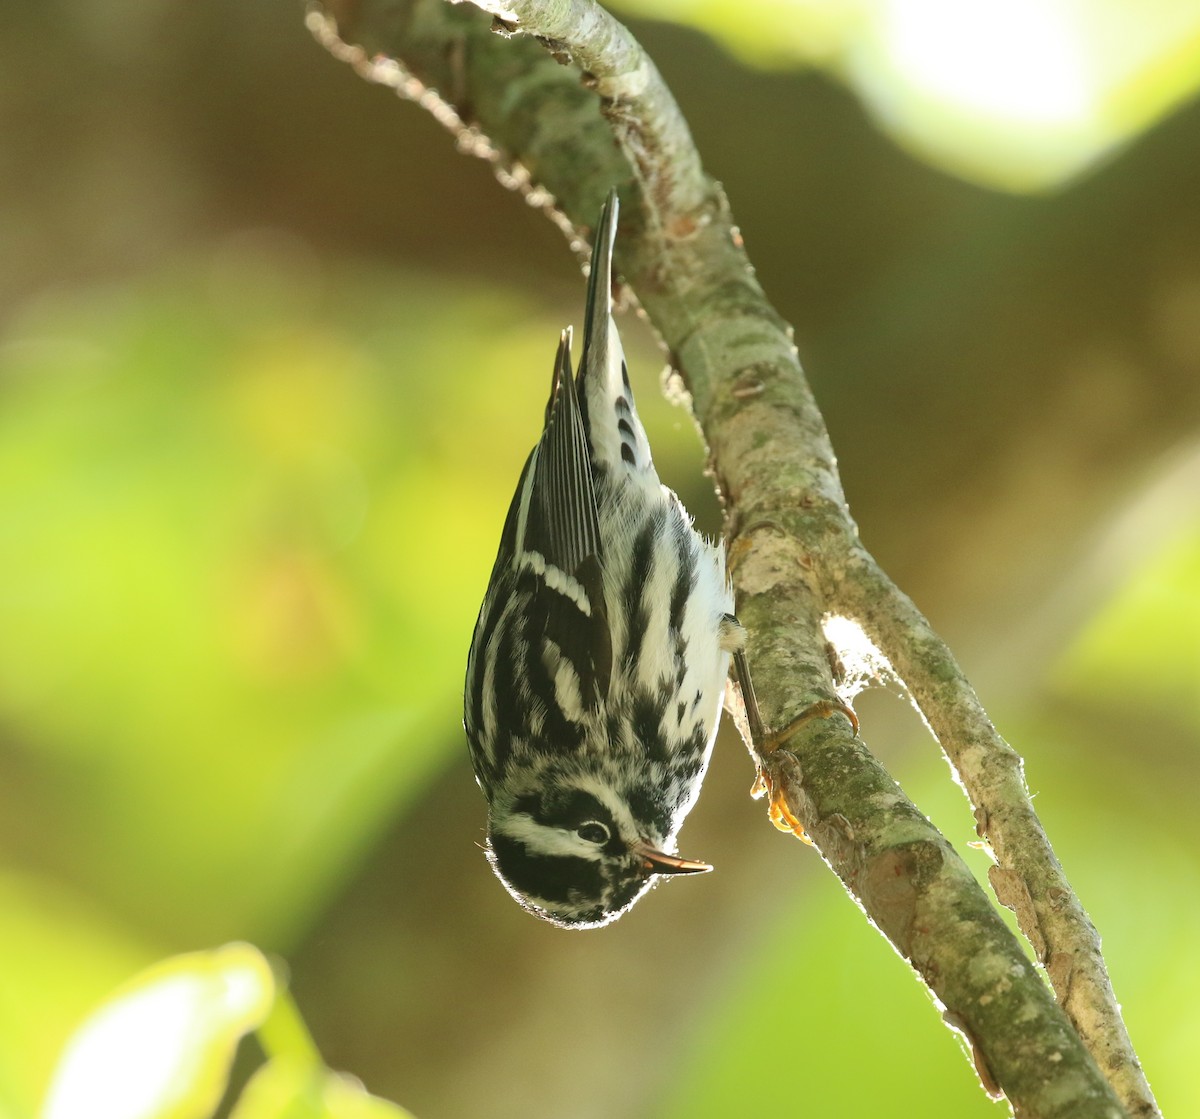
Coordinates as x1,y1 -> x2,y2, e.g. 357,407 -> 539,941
309,2 -> 1158,1115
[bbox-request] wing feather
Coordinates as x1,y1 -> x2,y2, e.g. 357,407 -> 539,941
516,330 -> 613,710
526,329 -> 601,573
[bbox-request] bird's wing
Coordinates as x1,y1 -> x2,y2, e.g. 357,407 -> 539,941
515,330 -> 613,709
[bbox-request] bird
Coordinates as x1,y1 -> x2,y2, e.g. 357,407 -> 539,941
463,190 -> 744,928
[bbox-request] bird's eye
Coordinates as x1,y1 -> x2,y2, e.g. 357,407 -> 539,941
576,822 -> 610,844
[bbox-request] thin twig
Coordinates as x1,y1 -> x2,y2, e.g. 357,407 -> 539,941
306,1 -> 1156,1114
833,547 -> 1158,1118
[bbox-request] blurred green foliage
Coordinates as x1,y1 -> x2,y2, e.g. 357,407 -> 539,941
2,2 -> 1199,1117
40,942 -> 413,1119
0,250 -> 557,1114
1055,523 -> 1200,727
615,0 -> 1200,190
5,241 -> 1198,1119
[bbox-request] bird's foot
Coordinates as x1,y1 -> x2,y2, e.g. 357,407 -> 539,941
724,615 -> 858,842
763,698 -> 860,747
748,699 -> 858,843
750,762 -> 812,843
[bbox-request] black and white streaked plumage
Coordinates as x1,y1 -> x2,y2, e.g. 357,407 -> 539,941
464,191 -> 741,928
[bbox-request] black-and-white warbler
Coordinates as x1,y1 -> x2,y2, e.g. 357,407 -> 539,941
464,191 -> 746,928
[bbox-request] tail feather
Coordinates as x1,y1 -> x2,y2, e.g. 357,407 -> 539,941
578,190 -> 655,480
580,191 -> 618,371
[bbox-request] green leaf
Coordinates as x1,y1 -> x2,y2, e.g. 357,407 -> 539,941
0,873 -> 153,1119
229,1061 -> 415,1119
41,943 -> 275,1119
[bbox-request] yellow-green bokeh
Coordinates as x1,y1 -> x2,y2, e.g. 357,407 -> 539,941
2,2 -> 1198,1117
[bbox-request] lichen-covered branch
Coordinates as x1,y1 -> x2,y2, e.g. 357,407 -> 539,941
306,1 -> 1156,1114
833,549 -> 1157,1118
453,0 -> 706,221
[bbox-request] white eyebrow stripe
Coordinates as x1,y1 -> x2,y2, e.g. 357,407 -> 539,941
493,813 -> 603,859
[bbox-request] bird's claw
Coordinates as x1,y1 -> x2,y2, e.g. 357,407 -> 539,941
729,632 -> 857,844
748,698 -> 859,844
750,762 -> 812,843
763,698 -> 859,748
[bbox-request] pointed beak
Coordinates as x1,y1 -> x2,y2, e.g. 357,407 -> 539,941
634,842 -> 712,876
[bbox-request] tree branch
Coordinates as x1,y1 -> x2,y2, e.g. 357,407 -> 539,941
833,550 -> 1157,1117
306,1 -> 1157,1114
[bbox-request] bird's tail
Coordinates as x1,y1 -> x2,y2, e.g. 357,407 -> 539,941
578,190 -> 655,480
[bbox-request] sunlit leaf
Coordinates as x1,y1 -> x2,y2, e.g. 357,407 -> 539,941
41,943 -> 275,1119
0,874 -> 154,1119
230,1060 -> 415,1119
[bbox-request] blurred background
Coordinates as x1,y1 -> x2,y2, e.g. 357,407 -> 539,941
2,1 -> 1199,1116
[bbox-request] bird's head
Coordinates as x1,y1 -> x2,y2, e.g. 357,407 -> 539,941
486,773 -> 710,928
